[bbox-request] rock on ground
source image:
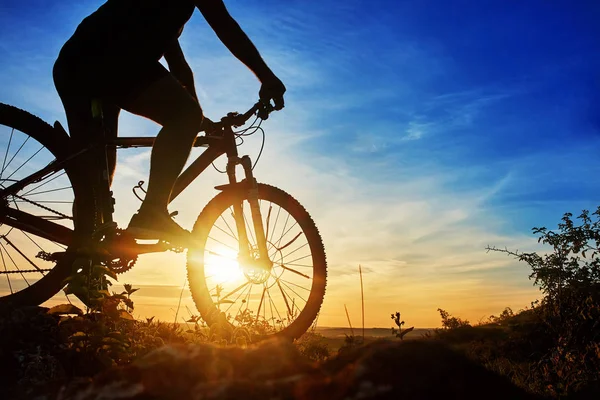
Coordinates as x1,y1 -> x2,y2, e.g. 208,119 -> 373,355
29,338 -> 543,400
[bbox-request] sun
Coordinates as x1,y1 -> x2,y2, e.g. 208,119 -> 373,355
204,246 -> 245,284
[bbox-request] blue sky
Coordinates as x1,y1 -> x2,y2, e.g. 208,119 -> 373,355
0,0 -> 599,327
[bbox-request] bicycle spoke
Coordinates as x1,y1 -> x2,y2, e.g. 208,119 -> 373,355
219,281 -> 251,302
276,222 -> 299,250
277,264 -> 310,279
21,171 -> 67,196
0,242 -> 30,286
264,204 -> 272,244
234,283 -> 252,321
283,253 -> 313,265
25,186 -> 71,196
15,200 -> 72,204
223,282 -> 251,314
279,279 -> 308,304
0,127 -> 14,180
0,246 -> 13,294
21,230 -> 46,252
1,235 -> 43,273
270,240 -> 308,261
256,286 -> 266,322
243,284 -> 253,313
2,136 -> 31,178
274,214 -> 290,249
218,214 -> 238,241
206,249 -> 236,262
5,143 -> 42,181
211,224 -> 237,244
279,277 -> 311,292
276,278 -> 292,317
276,232 -> 303,252
266,286 -> 283,325
280,262 -> 314,268
206,235 -> 238,253
267,206 -> 282,251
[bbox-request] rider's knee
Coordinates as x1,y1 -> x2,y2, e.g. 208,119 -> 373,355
165,102 -> 204,135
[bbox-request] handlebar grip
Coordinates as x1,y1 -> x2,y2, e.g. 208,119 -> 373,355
257,101 -> 276,120
257,107 -> 270,120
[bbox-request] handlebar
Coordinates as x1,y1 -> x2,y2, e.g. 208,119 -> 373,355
205,100 -> 277,135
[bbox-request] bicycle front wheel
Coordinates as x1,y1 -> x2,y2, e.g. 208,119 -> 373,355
187,183 -> 327,340
0,103 -> 87,306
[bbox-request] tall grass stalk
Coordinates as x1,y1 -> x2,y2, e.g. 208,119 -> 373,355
344,304 -> 355,336
359,264 -> 365,340
174,277 -> 187,325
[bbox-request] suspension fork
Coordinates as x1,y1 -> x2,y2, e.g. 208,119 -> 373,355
227,155 -> 271,268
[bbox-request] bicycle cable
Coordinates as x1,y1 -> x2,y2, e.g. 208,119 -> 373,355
210,112 -> 267,173
234,117 -> 266,171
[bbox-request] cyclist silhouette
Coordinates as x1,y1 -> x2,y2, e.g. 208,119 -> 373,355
53,0 -> 286,244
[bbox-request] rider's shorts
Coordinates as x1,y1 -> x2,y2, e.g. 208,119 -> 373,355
53,41 -> 169,142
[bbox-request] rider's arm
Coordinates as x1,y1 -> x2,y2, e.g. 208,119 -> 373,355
194,0 -> 275,83
164,40 -> 198,101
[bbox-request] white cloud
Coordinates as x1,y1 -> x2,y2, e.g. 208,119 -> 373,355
2,1 -> 562,327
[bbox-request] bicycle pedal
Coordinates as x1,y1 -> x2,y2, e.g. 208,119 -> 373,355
36,251 -> 66,262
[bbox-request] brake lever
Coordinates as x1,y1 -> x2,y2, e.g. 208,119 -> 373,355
257,102 -> 275,120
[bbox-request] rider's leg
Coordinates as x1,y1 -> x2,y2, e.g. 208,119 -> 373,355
56,97 -> 119,229
118,73 -> 205,239
102,104 -> 120,185
54,57 -> 120,237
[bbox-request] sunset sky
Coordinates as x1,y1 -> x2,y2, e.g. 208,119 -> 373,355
1,0 -> 599,328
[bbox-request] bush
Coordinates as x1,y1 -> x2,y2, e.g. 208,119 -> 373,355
489,206 -> 600,397
437,308 -> 471,330
487,307 -> 515,325
294,331 -> 330,362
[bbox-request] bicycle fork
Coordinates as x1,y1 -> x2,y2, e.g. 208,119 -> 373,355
225,155 -> 271,271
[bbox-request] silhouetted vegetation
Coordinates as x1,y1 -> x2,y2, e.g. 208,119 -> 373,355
486,206 -> 600,398
430,206 -> 600,398
294,331 -> 330,362
2,207 -> 599,399
391,311 -> 414,339
437,308 -> 471,330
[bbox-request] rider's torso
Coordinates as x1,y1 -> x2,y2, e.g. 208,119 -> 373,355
62,0 -> 195,62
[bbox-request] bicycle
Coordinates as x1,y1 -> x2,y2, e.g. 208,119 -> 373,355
0,100 -> 327,340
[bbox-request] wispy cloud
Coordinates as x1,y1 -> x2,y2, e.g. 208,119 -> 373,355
1,0 -> 598,327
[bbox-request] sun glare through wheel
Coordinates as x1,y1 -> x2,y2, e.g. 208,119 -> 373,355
202,245 -> 244,284
187,184 -> 327,339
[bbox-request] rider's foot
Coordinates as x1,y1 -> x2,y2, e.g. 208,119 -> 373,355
126,208 -> 193,246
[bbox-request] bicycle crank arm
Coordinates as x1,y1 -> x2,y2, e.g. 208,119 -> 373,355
104,240 -> 182,257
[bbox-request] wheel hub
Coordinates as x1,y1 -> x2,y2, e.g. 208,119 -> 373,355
243,266 -> 271,284
240,247 -> 272,284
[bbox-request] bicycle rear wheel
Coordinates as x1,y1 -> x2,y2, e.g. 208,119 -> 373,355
187,183 -> 327,340
0,103 -> 87,306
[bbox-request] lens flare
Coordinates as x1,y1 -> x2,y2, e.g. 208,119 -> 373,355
204,246 -> 244,284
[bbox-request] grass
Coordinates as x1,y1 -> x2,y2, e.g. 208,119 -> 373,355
2,302 -> 599,399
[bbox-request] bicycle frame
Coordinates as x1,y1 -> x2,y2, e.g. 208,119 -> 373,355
0,117 -> 270,266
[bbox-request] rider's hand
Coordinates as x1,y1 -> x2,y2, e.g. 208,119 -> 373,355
259,74 -> 286,110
